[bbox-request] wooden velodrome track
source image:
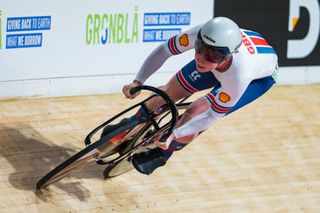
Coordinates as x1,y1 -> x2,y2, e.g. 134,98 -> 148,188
0,84 -> 319,212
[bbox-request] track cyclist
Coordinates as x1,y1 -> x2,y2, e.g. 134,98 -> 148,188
107,17 -> 278,175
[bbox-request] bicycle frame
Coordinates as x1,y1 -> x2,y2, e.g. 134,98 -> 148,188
36,85 -> 193,189
95,97 -> 192,166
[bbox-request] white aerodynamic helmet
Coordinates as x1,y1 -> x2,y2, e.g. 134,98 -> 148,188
195,17 -> 242,63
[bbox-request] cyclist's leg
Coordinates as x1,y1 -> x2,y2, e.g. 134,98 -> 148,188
133,75 -> 275,175
142,74 -> 191,111
132,60 -> 220,175
115,60 -> 219,129
167,60 -> 220,143
101,64 -> 194,139
147,59 -> 219,144
141,60 -> 220,111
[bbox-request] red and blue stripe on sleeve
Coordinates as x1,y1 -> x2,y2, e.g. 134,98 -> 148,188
167,35 -> 182,55
205,93 -> 232,114
176,70 -> 199,93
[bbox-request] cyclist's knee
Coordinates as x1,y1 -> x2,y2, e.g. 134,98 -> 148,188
177,107 -> 195,126
159,84 -> 170,95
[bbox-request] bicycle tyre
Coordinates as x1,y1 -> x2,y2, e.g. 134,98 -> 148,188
103,113 -> 173,178
36,120 -> 139,189
103,103 -> 191,178
102,121 -> 154,178
103,157 -> 133,178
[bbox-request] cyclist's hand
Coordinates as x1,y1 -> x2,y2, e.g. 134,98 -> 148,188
154,133 -> 175,150
122,80 -> 142,99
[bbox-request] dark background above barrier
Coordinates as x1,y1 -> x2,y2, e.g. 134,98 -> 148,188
214,0 -> 320,66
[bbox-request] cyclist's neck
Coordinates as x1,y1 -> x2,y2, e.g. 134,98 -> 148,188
215,56 -> 233,73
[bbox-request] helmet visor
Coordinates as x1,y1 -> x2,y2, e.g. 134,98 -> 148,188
194,32 -> 230,63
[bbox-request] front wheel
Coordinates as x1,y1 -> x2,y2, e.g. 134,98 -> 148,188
103,157 -> 133,178
36,120 -> 139,189
102,122 -> 155,178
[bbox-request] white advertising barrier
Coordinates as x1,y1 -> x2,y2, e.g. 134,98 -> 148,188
0,0 -> 213,98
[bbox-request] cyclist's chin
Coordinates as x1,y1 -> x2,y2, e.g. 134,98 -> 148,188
196,62 -> 215,72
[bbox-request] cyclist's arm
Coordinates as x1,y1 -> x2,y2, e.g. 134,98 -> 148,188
173,79 -> 248,138
173,105 -> 218,139
135,25 -> 202,84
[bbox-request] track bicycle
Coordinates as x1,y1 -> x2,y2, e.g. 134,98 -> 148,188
36,85 -> 192,189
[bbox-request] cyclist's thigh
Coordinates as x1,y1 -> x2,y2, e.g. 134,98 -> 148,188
176,60 -> 220,93
163,60 -> 220,101
161,74 -> 190,102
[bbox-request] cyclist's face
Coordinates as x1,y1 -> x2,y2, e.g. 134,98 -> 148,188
194,52 -> 218,72
194,32 -> 231,72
